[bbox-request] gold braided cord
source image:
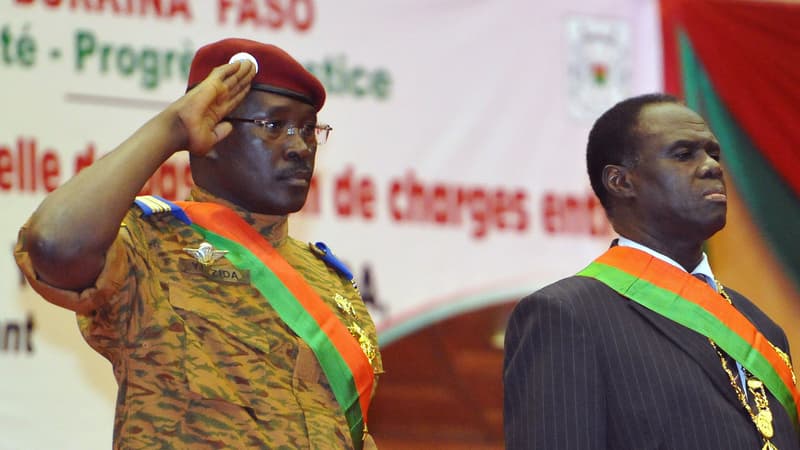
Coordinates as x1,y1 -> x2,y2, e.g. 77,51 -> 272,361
768,343 -> 797,386
716,283 -> 797,387
711,339 -> 777,449
713,282 -> 779,449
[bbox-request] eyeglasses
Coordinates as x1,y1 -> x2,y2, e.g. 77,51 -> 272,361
225,117 -> 333,146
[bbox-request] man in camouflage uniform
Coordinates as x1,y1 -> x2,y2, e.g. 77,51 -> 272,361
15,38 -> 382,449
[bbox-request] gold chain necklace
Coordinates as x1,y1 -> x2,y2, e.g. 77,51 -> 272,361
711,283 -> 779,450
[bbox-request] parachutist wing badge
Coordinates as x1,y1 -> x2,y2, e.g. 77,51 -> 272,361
183,242 -> 228,266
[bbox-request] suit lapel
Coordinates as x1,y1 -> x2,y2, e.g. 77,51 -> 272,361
626,298 -> 742,406
723,288 -> 759,330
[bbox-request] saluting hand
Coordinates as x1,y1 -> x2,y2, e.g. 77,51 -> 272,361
174,60 -> 256,156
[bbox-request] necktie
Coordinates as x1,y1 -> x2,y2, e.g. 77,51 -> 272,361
692,272 -> 714,290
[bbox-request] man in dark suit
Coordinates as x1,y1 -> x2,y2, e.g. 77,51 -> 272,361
503,93 -> 800,449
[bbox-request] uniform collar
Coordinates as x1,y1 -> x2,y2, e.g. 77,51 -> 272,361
616,236 -> 717,291
188,186 -> 289,247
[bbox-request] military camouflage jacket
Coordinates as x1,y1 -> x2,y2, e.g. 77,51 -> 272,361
15,188 -> 382,449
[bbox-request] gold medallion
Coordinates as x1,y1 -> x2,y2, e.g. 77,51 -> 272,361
754,411 -> 774,439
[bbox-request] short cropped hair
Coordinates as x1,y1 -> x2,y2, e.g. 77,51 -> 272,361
586,93 -> 681,211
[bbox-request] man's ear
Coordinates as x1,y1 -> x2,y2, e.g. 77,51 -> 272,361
602,164 -> 635,199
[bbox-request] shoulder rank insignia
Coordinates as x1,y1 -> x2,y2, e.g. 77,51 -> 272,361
309,242 -> 354,281
134,195 -> 191,225
183,242 -> 228,267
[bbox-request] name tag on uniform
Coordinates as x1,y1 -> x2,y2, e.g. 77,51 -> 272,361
178,258 -> 251,285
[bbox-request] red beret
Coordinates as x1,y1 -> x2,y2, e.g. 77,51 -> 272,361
187,38 -> 326,111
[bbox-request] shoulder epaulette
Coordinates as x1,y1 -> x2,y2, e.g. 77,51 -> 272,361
133,195 -> 191,225
309,241 -> 354,281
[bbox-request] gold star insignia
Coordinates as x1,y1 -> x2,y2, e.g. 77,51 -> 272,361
334,293 -> 357,318
347,323 -> 377,364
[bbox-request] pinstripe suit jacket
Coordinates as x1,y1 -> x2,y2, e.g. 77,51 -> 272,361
503,275 -> 800,449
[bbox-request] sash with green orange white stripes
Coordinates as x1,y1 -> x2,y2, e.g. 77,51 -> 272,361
156,199 -> 374,449
577,245 -> 800,428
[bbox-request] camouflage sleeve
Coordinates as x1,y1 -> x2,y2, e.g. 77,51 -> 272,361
14,219 -> 133,315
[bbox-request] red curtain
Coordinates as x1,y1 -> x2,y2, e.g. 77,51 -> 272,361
661,0 -> 800,196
